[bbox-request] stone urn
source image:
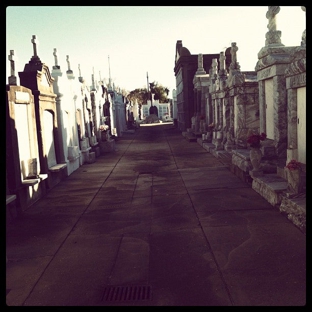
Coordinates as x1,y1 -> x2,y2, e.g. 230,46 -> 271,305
101,131 -> 108,142
250,147 -> 262,171
286,168 -> 304,194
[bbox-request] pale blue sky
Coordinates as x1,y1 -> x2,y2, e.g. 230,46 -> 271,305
6,6 -> 305,97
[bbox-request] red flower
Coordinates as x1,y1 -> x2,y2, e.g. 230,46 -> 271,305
247,132 -> 266,148
285,159 -> 301,171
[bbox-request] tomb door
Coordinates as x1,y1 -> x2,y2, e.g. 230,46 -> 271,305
265,79 -> 274,139
297,87 -> 306,164
76,109 -> 83,141
65,110 -> 72,146
15,103 -> 32,180
43,110 -> 57,168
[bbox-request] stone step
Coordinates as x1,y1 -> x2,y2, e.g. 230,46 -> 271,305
184,133 -> 197,142
251,173 -> 287,207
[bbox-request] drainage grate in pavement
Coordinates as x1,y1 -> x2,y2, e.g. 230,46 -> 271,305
102,285 -> 152,302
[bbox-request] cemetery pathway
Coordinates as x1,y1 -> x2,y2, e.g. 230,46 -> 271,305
6,123 -> 306,306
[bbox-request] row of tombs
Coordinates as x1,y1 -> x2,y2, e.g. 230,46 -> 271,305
178,7 -> 306,232
6,35 -> 134,219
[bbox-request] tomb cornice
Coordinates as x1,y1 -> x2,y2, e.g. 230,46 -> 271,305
227,71 -> 245,88
284,47 -> 306,77
255,53 -> 294,72
286,72 -> 306,89
215,90 -> 226,98
257,45 -> 296,60
32,90 -> 57,100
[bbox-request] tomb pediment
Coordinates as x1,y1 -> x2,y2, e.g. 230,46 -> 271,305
37,64 -> 55,92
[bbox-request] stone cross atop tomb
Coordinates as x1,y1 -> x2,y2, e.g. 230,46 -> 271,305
30,35 -> 41,63
99,71 -> 104,86
22,35 -> 43,72
78,64 -> 84,83
265,6 -> 283,46
227,42 -> 245,87
91,67 -> 96,91
211,58 -> 218,79
218,51 -> 227,77
53,48 -> 60,69
51,48 -> 62,78
229,42 -> 240,70
31,35 -> 38,58
53,48 -> 58,66
66,55 -> 74,79
217,51 -> 227,90
195,53 -> 206,75
66,55 -> 71,71
8,50 -> 17,85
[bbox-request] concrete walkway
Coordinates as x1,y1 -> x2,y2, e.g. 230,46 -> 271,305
6,124 -> 306,306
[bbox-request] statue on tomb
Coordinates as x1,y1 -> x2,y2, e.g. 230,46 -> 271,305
266,6 -> 280,32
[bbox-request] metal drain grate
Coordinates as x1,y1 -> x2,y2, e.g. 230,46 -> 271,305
102,285 -> 152,301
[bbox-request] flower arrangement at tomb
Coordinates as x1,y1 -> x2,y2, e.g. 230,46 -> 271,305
247,132 -> 266,148
208,122 -> 215,130
285,159 -> 302,171
99,124 -> 109,132
99,124 -> 110,141
284,159 -> 305,194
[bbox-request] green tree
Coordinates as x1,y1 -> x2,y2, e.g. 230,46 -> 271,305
127,83 -> 170,104
127,88 -> 149,105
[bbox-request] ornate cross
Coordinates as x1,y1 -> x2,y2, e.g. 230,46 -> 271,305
266,6 -> 280,32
